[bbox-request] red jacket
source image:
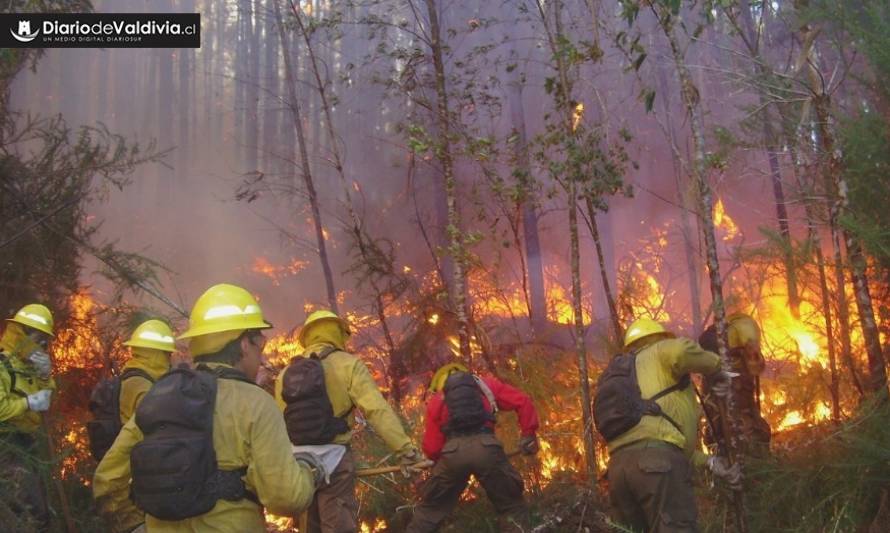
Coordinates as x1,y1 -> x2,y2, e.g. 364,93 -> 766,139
422,375 -> 539,461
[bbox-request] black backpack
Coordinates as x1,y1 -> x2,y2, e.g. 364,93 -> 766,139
593,352 -> 690,442
130,365 -> 257,521
442,371 -> 497,436
281,347 -> 349,445
87,368 -> 154,461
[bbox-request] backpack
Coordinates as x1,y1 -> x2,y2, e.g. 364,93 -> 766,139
442,371 -> 498,436
281,347 -> 349,445
593,352 -> 690,442
86,368 -> 154,461
129,365 -> 257,521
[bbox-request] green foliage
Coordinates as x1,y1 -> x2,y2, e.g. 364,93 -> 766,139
707,401 -> 890,532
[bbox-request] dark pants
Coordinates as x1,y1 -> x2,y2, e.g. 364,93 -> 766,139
406,433 -> 526,533
307,448 -> 359,533
607,440 -> 698,533
0,431 -> 50,532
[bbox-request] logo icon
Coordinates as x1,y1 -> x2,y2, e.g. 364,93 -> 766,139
11,20 -> 39,42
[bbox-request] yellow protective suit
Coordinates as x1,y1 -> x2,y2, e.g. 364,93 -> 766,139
0,322 -> 55,433
607,337 -> 721,466
93,362 -> 316,533
274,320 -> 414,454
118,347 -> 170,424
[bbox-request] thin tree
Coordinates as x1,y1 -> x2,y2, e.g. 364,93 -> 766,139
273,0 -> 339,313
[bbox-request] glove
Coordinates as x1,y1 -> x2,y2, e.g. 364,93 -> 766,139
26,389 -> 52,412
398,448 -> 433,477
707,455 -> 743,490
28,350 -> 52,379
128,524 -> 147,533
294,451 -> 328,487
709,370 -> 739,398
519,435 -> 540,455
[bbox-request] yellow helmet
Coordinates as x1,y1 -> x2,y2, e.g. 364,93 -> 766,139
623,318 -> 673,348
7,303 -> 54,336
298,310 -> 350,346
123,319 -> 175,352
178,284 -> 272,340
429,362 -> 469,393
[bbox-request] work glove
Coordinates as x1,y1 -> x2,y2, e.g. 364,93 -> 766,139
519,435 -> 540,456
707,455 -> 743,490
294,451 -> 329,487
709,369 -> 739,398
27,350 -> 52,379
26,389 -> 52,412
398,448 -> 433,477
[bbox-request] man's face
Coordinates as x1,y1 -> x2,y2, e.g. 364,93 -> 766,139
239,330 -> 267,382
26,329 -> 50,351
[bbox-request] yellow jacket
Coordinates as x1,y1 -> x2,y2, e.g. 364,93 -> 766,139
94,362 -> 316,533
118,347 -> 170,424
607,337 -> 720,465
0,323 -> 55,434
274,342 -> 414,455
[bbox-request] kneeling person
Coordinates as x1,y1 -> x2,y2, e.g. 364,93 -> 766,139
406,363 -> 540,533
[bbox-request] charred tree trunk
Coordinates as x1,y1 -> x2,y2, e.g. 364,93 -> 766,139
424,0 -> 472,361
274,0 -> 339,314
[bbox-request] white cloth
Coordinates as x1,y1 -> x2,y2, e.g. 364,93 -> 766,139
291,444 -> 347,484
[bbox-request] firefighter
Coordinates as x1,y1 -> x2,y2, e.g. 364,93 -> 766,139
275,309 -> 426,533
604,318 -> 740,532
94,284 -> 322,533
88,319 -> 175,532
405,362 -> 540,533
699,313 -> 771,456
0,303 -> 55,531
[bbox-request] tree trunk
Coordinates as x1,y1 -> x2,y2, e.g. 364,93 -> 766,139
274,0 -> 339,314
584,197 -> 622,341
424,0 -> 472,360
263,0 -> 280,173
661,12 -> 748,532
289,0 -> 401,401
178,1 -> 193,179
505,59 -> 548,337
244,0 -> 260,171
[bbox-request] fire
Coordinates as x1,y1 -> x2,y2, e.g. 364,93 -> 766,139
252,256 -> 308,286
264,512 -> 293,532
572,102 -> 584,132
428,313 -> 440,325
360,518 -> 388,532
51,289 -> 108,373
714,198 -> 740,241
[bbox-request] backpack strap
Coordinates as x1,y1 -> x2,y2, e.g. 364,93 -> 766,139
195,364 -> 257,387
632,353 -> 690,436
120,367 -> 155,384
0,353 -> 24,397
472,375 -> 498,416
309,345 -> 339,360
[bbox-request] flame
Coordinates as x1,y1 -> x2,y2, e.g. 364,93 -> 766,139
714,198 -> 740,241
428,313 -> 440,325
572,102 -> 584,132
252,256 -> 308,286
360,518 -> 388,532
264,512 -> 293,532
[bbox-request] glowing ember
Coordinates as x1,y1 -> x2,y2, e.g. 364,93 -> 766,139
572,102 -> 584,132
428,313 -> 440,325
360,518 -> 388,532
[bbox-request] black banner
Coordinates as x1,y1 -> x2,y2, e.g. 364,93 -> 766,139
0,13 -> 200,48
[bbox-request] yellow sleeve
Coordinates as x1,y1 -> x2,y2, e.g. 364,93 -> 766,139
662,337 -> 721,378
245,394 -> 316,515
0,367 -> 28,423
346,359 -> 413,455
93,417 -> 145,533
119,377 -> 153,425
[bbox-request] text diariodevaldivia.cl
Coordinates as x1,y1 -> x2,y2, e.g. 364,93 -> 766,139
39,20 -> 197,36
